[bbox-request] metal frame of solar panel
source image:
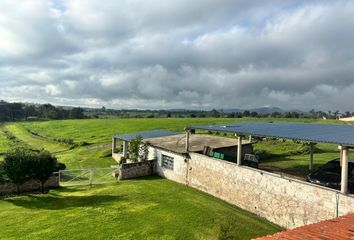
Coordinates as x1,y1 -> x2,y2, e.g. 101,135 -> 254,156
186,122 -> 354,146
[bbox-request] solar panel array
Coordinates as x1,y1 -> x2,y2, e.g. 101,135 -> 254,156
187,122 -> 354,146
114,130 -> 179,142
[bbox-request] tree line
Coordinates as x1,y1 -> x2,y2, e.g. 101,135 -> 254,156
0,100 -> 85,121
1,99 -> 353,121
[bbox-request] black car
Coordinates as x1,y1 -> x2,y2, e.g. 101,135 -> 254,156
307,159 -> 354,193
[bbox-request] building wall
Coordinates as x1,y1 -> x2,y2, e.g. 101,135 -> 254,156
339,116 -> 354,122
148,146 -> 188,183
152,148 -> 354,229
112,152 -> 122,163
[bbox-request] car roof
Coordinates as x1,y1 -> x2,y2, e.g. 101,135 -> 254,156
330,158 -> 354,163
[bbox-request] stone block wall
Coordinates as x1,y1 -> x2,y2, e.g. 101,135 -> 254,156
0,173 -> 59,195
153,149 -> 354,229
119,160 -> 156,180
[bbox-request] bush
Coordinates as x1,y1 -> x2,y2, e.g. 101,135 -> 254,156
3,147 -> 63,194
3,148 -> 35,195
254,149 -> 273,159
0,162 -> 7,183
129,136 -> 149,162
120,157 -> 127,164
54,138 -> 74,145
54,162 -> 66,172
32,150 -> 58,193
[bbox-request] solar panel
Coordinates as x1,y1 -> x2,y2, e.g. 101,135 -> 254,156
187,122 -> 354,146
114,130 -> 179,142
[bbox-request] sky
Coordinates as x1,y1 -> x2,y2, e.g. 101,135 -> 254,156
0,0 -> 354,111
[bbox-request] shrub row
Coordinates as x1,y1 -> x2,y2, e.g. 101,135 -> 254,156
0,148 -> 66,194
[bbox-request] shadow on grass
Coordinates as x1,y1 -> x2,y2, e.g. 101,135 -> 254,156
122,175 -> 162,181
4,194 -> 125,210
52,187 -> 86,193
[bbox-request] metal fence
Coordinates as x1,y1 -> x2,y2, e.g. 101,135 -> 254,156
58,168 -> 118,187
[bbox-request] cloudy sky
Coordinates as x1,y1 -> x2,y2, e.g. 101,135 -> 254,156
1,0 -> 354,111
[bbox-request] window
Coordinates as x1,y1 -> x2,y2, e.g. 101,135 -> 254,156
162,154 -> 174,170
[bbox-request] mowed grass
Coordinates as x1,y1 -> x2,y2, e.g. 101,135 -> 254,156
0,118 -> 346,171
3,124 -> 71,153
21,118 -> 339,145
255,140 -> 354,177
55,146 -> 114,169
0,177 -> 281,240
0,125 -> 13,158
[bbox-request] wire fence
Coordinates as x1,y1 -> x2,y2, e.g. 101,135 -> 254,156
59,167 -> 119,187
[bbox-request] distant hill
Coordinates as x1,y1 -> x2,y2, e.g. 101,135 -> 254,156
221,107 -> 305,114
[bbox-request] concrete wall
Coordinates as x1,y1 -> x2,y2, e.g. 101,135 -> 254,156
153,148 -> 354,229
0,174 -> 59,195
112,152 -> 123,163
119,160 -> 156,180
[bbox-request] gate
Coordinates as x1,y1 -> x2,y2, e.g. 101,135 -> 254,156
58,167 -> 119,187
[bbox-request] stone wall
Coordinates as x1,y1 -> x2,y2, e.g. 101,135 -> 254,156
119,160 -> 156,180
153,149 -> 354,229
0,173 -> 59,195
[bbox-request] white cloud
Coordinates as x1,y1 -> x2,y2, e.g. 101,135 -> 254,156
45,84 -> 62,96
0,0 -> 354,111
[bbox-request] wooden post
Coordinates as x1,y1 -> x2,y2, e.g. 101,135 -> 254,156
237,136 -> 242,165
123,140 -> 128,158
185,129 -> 190,152
341,146 -> 349,194
309,142 -> 314,170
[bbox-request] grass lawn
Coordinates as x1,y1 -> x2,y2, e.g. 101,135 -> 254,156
0,118 -> 351,239
0,117 -> 349,173
3,124 -> 71,153
20,118 -> 339,145
55,146 -> 114,169
0,126 -> 12,157
0,176 -> 281,240
256,140 -> 354,177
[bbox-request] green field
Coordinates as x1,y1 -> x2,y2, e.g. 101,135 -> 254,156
0,127 -> 12,156
0,117 -> 350,239
0,176 -> 281,240
0,118 -> 349,173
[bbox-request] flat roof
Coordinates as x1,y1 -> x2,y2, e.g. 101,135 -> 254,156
187,122 -> 354,146
146,133 -> 251,154
114,130 -> 179,142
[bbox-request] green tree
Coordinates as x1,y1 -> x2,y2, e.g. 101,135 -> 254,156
32,151 -> 58,193
3,148 -> 34,195
70,107 -> 85,119
243,110 -> 250,117
210,109 -> 220,118
129,136 -> 149,162
39,104 -> 57,119
0,162 -> 7,183
24,105 -> 36,120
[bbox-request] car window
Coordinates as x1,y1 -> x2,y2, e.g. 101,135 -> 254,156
321,161 -> 339,171
350,164 -> 354,177
321,162 -> 354,175
326,166 -> 341,174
